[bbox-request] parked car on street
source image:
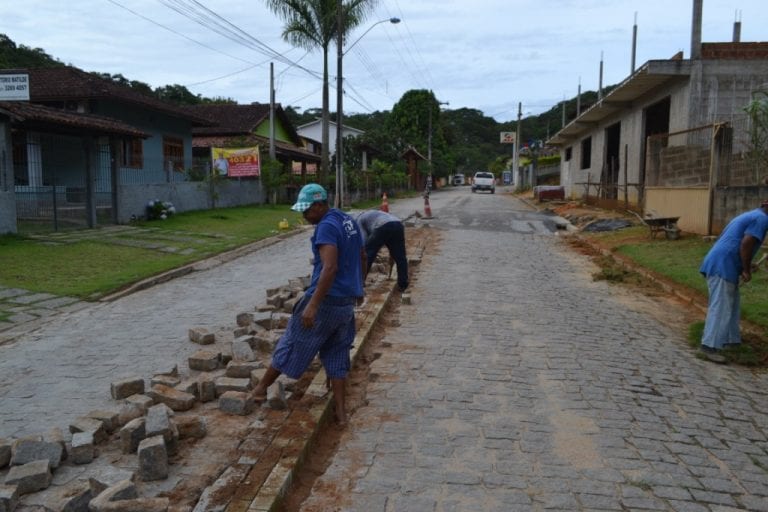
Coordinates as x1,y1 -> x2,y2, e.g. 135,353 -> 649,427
452,173 -> 465,186
471,172 -> 495,193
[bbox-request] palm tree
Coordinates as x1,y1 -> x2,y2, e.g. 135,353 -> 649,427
264,0 -> 378,182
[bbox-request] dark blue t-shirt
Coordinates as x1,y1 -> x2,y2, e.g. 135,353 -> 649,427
307,208 -> 364,298
700,208 -> 768,283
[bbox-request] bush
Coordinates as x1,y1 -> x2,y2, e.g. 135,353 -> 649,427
146,199 -> 176,220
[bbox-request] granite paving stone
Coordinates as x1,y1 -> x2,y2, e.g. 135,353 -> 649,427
298,191 -> 768,511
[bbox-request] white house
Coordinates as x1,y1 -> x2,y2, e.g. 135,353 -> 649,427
296,119 -> 364,159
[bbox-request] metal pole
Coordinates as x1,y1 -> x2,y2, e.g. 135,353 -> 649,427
598,51 -> 604,101
631,12 -> 637,73
577,79 -> 582,116
428,104 -> 432,169
335,0 -> 343,208
561,98 -> 566,128
514,102 -> 521,187
269,62 -> 275,160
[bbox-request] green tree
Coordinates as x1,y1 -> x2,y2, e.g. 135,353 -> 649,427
263,0 -> 378,185
387,90 -> 454,178
261,158 -> 288,205
0,34 -> 64,68
93,73 -> 154,96
744,91 -> 768,183
155,84 -> 202,105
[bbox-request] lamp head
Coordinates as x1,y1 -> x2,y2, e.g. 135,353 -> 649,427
390,17 -> 401,24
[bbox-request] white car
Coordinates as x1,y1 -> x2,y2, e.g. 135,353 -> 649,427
471,172 -> 495,193
452,173 -> 465,186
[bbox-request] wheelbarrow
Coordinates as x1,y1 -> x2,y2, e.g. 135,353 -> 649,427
644,216 -> 681,240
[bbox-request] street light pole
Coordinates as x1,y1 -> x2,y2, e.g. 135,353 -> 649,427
427,99 -> 449,174
335,0 -> 343,208
335,14 -> 400,208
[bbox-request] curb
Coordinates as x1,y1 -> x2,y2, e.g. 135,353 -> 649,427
515,195 -> 710,313
0,227 -> 312,344
249,281 -> 395,512
203,242 -> 426,511
572,233 -> 709,316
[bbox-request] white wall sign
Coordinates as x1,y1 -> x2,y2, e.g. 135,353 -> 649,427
0,74 -> 30,101
500,131 -> 516,144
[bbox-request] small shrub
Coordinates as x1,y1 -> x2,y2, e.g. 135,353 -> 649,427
146,200 -> 176,221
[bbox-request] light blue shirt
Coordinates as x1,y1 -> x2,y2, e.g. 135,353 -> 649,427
700,208 -> 768,283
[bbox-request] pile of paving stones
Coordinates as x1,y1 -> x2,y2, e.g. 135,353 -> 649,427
0,275 -> 315,512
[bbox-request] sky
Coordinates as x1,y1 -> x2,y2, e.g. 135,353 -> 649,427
2,1 -> 767,122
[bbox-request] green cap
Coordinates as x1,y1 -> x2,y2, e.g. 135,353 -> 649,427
291,183 -> 328,212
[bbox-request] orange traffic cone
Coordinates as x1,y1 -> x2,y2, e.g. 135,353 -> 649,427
423,194 -> 433,218
380,192 -> 389,212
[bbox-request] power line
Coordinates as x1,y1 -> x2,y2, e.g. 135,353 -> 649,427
155,0 -> 324,81
184,63 -> 263,87
389,0 -> 437,89
105,0 -> 256,65
377,2 -> 431,91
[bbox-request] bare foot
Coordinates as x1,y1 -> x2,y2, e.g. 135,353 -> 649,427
334,407 -> 347,428
252,387 -> 267,403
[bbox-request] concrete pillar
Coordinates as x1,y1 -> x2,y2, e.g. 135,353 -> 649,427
0,118 -> 17,234
691,0 -> 703,60
26,132 -> 43,187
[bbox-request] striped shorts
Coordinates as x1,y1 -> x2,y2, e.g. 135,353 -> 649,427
271,294 -> 357,379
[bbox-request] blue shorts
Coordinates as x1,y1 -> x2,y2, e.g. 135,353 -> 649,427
271,294 -> 356,379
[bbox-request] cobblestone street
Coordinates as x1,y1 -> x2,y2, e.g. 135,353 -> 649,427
300,189 -> 768,512
2,189 -> 767,511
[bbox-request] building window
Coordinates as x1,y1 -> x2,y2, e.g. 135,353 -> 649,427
121,138 -> 143,168
163,136 -> 184,172
580,137 -> 592,169
565,146 -> 572,161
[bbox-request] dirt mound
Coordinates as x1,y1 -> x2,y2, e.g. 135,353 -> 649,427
548,202 -> 640,230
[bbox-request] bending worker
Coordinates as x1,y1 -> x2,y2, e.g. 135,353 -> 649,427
356,209 -> 409,292
699,199 -> 768,361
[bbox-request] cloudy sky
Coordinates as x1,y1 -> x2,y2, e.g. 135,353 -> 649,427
2,0 -> 767,122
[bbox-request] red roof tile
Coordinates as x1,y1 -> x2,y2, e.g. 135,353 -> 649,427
0,100 -> 148,137
188,103 -> 271,135
1,67 -> 211,125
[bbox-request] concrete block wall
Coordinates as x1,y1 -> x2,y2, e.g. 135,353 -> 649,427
116,180 -> 266,223
0,191 -> 15,234
657,146 -> 711,187
695,56 -> 768,128
713,185 -> 768,233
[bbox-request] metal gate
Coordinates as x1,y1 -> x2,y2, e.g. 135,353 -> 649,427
14,131 -> 114,232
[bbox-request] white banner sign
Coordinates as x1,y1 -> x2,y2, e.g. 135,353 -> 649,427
0,74 -> 30,101
500,131 -> 516,144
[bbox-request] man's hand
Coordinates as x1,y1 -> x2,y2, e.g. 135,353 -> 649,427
741,269 -> 752,284
301,302 -> 318,328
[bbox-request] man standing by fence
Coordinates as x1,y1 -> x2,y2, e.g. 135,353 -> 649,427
699,199 -> 768,362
